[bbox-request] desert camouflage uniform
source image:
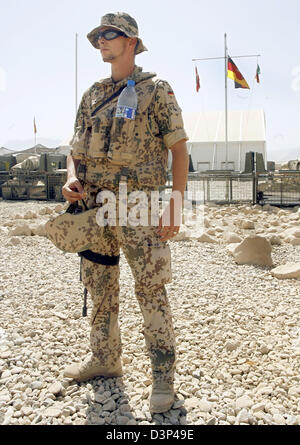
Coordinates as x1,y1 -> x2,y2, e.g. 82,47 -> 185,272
70,65 -> 188,379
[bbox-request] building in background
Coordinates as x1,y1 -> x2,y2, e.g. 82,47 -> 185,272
182,109 -> 266,172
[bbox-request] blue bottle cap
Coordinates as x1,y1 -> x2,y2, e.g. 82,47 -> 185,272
127,79 -> 135,87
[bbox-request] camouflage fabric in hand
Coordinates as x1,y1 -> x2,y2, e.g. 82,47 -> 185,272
87,12 -> 147,55
45,202 -> 103,254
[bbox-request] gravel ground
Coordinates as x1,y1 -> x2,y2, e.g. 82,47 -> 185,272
0,199 -> 299,426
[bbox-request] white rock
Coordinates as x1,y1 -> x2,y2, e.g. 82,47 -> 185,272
259,345 -> 271,354
225,340 -> 239,351
252,402 -> 266,412
48,382 -> 63,395
13,399 -> 23,410
14,337 -> 25,345
11,366 -> 23,374
197,233 -> 216,243
227,415 -> 236,425
266,234 -> 282,245
185,397 -> 200,410
31,381 -> 44,390
204,217 -> 210,228
271,263 -> 300,279
289,238 -> 300,245
21,406 -> 33,416
232,235 -> 273,266
9,225 -> 32,236
226,243 -> 238,255
207,228 -> 216,236
6,237 -> 21,246
272,414 -> 286,424
236,408 -> 249,424
207,416 -> 216,425
43,407 -> 63,418
286,415 -> 297,425
172,231 -> 189,241
282,227 -> 300,238
241,220 -> 255,229
32,223 -> 47,237
235,395 -> 254,410
198,399 -> 212,413
256,386 -> 273,395
288,386 -> 300,397
23,211 -> 38,219
224,232 -> 243,243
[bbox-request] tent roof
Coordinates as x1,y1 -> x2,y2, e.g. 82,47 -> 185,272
0,147 -> 14,156
182,109 -> 266,143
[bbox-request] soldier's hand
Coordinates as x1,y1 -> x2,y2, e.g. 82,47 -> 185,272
62,176 -> 85,203
156,197 -> 181,242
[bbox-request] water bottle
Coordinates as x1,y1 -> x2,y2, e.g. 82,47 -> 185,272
115,79 -> 137,120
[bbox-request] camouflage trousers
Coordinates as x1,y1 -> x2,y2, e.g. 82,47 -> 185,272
80,185 -> 176,377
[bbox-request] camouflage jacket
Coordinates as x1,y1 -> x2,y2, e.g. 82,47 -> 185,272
70,65 -> 188,189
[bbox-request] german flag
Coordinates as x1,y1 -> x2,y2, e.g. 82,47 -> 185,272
227,57 -> 250,89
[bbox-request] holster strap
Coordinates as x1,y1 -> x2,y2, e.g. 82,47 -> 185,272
78,250 -> 120,265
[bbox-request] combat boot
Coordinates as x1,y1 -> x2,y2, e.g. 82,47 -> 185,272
63,354 -> 123,382
150,370 -> 175,414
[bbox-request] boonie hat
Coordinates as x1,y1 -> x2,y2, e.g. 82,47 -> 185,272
87,12 -> 147,55
45,204 -> 100,254
45,201 -> 120,265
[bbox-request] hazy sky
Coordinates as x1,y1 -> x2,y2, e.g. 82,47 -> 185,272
1,0 -> 300,161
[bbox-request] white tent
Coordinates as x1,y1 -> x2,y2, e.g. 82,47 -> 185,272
56,135 -> 72,156
182,109 -> 266,172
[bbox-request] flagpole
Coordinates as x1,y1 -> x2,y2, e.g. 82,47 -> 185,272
34,117 -> 37,153
192,47 -> 261,173
224,33 -> 228,171
75,33 -> 78,118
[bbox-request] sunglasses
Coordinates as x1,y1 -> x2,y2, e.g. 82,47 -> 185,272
98,29 -> 127,41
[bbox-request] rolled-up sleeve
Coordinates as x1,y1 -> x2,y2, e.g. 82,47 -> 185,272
153,80 -> 189,149
69,91 -> 91,160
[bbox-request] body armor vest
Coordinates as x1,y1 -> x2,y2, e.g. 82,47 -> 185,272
71,74 -> 169,189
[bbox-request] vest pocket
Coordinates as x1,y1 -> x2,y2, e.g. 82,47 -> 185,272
107,117 -> 136,165
89,115 -> 111,159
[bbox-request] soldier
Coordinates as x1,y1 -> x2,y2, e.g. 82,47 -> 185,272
62,12 -> 189,414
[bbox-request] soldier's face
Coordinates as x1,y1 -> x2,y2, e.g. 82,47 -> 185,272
98,27 -> 131,62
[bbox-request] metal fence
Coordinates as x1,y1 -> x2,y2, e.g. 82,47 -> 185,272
166,171 -> 300,207
1,171 -> 67,202
1,169 -> 300,206
256,171 -> 300,207
186,172 -> 255,204
46,172 -> 67,201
